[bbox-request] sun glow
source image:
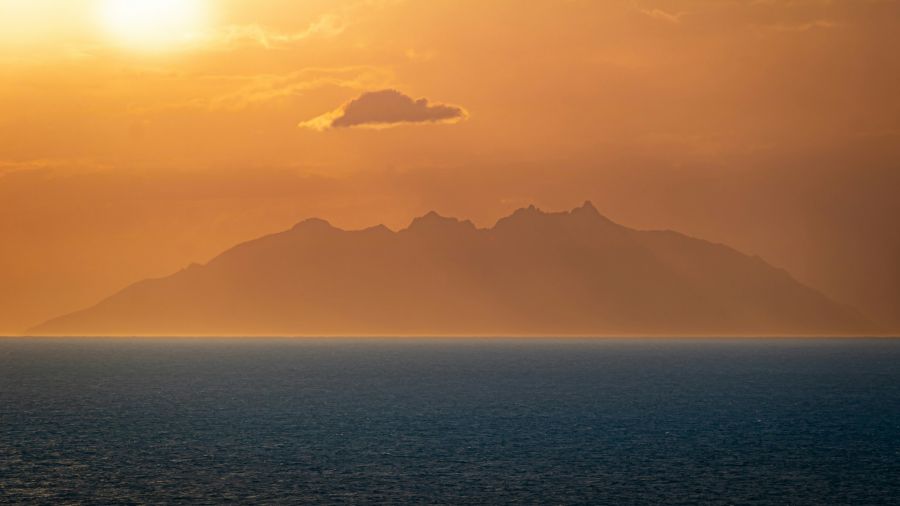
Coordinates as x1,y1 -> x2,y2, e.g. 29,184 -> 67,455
99,0 -> 208,50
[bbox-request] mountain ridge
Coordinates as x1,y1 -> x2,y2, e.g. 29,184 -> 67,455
30,202 -> 872,337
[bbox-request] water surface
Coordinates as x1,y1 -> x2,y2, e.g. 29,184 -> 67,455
1,338 -> 898,504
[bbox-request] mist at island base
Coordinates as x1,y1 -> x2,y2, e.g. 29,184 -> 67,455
2,338 -> 898,504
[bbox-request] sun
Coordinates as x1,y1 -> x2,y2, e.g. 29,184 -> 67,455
99,0 -> 208,50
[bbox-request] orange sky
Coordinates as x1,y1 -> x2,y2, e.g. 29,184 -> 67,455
1,0 -> 899,334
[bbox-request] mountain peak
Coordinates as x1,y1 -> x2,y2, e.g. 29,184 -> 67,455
520,204 -> 543,214
569,200 -> 618,225
405,211 -> 476,233
291,217 -> 336,232
493,201 -> 617,231
361,224 -> 393,234
576,200 -> 599,215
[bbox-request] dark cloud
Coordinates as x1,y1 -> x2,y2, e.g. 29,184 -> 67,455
299,89 -> 467,130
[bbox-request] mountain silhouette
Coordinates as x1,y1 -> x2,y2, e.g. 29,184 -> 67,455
30,202 -> 870,336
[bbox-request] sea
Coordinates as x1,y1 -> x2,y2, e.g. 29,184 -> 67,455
1,338 -> 898,505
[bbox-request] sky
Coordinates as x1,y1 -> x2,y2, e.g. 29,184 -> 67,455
1,0 -> 898,334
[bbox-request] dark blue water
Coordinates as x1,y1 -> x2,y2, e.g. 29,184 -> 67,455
1,338 -> 899,504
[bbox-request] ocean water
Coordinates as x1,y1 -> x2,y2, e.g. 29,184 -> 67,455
1,338 -> 898,505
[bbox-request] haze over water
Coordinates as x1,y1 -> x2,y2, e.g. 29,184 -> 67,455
2,338 -> 898,504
